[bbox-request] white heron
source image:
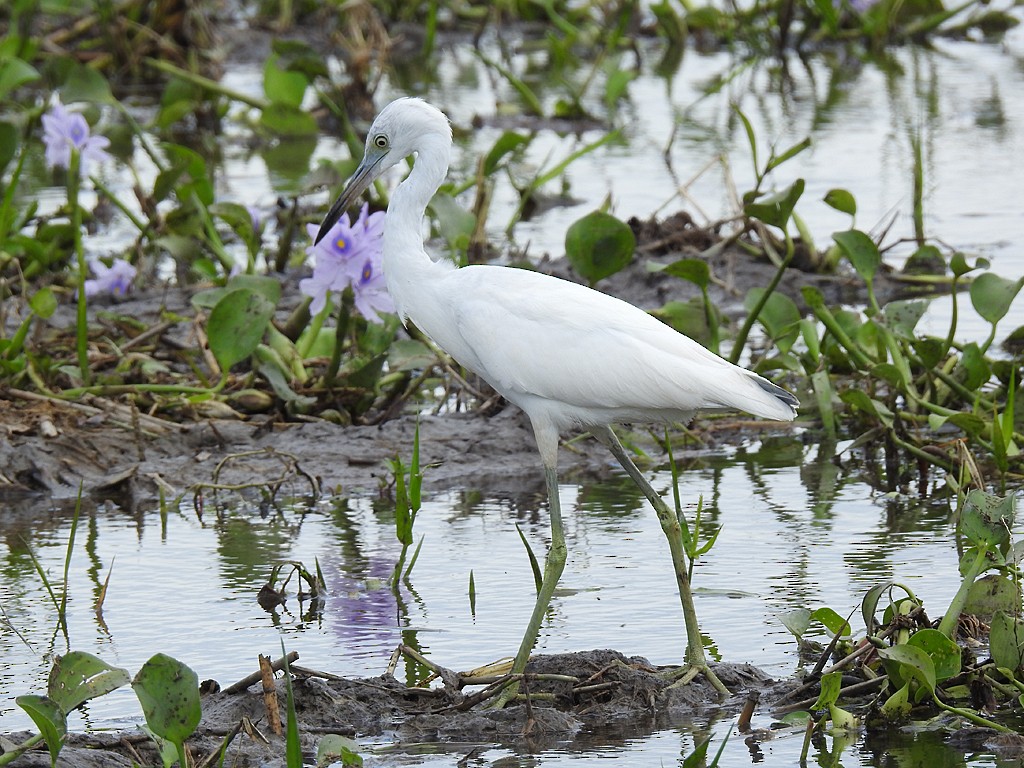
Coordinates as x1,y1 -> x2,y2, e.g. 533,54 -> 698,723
316,97 -> 798,701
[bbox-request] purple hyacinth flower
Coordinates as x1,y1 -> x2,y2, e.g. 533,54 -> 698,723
83,258 -> 136,298
41,101 -> 111,176
300,202 -> 391,322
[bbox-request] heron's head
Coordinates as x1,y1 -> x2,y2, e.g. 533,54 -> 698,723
315,98 -> 452,245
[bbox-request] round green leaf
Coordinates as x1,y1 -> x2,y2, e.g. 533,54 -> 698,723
263,53 -> 309,108
30,286 -> 58,319
832,229 -> 880,283
906,628 -> 961,682
778,608 -> 811,640
877,643 -> 937,694
745,288 -> 800,348
990,611 -> 1024,673
132,653 -> 201,744
970,273 -> 1024,327
259,103 -> 318,137
47,651 -> 131,714
823,188 -> 856,216
0,58 -> 41,101
964,574 -> 1021,620
317,734 -> 364,767
565,211 -> 635,285
810,607 -> 852,637
882,299 -> 928,339
207,288 -> 276,373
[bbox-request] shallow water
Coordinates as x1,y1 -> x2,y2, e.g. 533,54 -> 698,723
0,434 -> 1007,765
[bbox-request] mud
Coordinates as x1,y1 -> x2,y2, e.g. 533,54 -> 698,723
3,650 -> 789,767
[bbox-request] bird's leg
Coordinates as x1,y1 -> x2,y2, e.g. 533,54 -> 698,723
493,462 -> 567,708
592,426 -> 729,695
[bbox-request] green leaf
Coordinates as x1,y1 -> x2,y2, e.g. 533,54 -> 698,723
662,258 -> 710,289
259,103 -> 319,136
960,489 -> 1016,550
483,131 -> 531,176
427,193 -> 476,252
990,611 -> 1024,673
965,574 -> 1021,620
30,286 -> 58,319
0,56 -> 40,100
59,62 -> 115,104
316,734 -> 364,767
950,251 -> 989,278
970,273 -> 1024,327
811,607 -> 852,637
833,229 -> 880,284
745,288 -> 801,350
906,628 -> 961,682
132,654 -> 201,745
0,120 -> 17,175
823,188 -> 856,216
207,289 -> 276,372
766,137 -> 811,172
48,651 -> 131,714
812,671 -> 843,710
387,339 -> 436,372
270,38 -> 329,81
744,178 -> 805,229
564,211 -> 636,285
779,608 -> 811,640
16,695 -> 67,767
861,581 -> 897,634
882,299 -> 928,339
653,299 -> 716,347
957,342 -> 990,390
879,682 -> 911,721
878,644 -> 937,694
209,202 -> 258,253
263,53 -> 308,108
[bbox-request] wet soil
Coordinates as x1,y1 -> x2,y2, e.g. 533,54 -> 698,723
4,651 -> 787,767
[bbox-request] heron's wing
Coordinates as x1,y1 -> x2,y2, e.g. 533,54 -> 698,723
436,267 -> 775,417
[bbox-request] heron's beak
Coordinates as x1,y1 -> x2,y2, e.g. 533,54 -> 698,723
314,150 -> 386,245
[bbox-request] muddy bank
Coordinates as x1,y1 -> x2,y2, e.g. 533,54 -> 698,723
3,650 -> 785,767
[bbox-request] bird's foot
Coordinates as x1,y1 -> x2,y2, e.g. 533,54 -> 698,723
485,679 -> 520,709
664,663 -> 730,696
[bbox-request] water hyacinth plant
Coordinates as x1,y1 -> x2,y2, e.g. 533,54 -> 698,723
41,100 -> 111,176
82,257 -> 136,298
300,203 -> 392,323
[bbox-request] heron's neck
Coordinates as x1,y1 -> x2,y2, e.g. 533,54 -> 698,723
383,134 -> 453,322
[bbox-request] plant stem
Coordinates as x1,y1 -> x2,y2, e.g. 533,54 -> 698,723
937,546 -> 989,638
730,236 -> 793,364
69,150 -> 91,386
324,290 -> 353,386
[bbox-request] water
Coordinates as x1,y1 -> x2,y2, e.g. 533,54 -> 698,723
0,436 -> 998,766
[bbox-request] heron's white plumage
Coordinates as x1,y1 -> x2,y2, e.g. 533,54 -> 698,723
349,98 -> 798,438
315,97 -> 799,692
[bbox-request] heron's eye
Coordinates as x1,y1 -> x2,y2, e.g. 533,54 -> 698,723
373,135 -> 388,149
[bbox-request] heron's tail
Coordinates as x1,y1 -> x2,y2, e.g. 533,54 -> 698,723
718,372 -> 799,422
